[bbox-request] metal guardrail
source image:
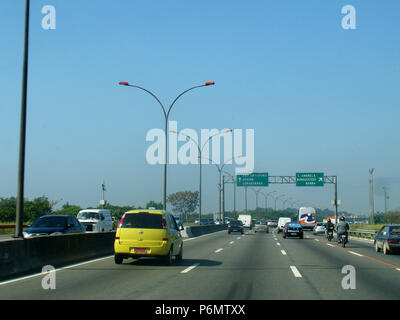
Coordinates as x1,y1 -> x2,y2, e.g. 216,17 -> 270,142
348,229 -> 377,240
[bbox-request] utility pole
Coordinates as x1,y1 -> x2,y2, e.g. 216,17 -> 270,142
369,169 -> 375,224
101,181 -> 106,208
382,186 -> 388,214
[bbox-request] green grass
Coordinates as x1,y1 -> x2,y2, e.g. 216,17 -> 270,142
350,223 -> 385,231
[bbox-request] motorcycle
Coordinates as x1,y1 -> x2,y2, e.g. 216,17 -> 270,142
338,233 -> 348,248
326,227 -> 334,241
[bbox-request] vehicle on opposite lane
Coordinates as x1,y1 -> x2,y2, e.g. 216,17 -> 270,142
23,215 -> 85,238
77,209 -> 113,232
227,220 -> 244,234
282,222 -> 303,239
114,210 -> 183,265
374,225 -> 400,255
254,220 -> 269,233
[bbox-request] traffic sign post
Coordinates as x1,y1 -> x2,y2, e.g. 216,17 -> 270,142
296,172 -> 324,187
236,172 -> 269,187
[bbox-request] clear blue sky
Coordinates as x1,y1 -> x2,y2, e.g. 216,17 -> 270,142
1,1 -> 399,215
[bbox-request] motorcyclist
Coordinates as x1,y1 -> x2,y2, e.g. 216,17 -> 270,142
336,216 -> 349,243
325,218 -> 334,238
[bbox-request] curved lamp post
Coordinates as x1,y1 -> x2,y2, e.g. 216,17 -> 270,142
170,129 -> 232,223
119,81 -> 215,210
200,155 -> 242,222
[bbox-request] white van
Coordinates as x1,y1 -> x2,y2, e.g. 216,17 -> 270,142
277,217 -> 292,233
77,209 -> 113,232
238,214 -> 252,229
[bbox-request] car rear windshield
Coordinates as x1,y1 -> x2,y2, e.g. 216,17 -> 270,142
230,221 -> 240,226
122,213 -> 163,229
32,216 -> 67,228
390,227 -> 400,235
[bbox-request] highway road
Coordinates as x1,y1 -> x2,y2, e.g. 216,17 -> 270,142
1,229 -> 399,300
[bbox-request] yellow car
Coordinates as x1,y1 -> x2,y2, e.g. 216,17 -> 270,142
114,209 -> 183,265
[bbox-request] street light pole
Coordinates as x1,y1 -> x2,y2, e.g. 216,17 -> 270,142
369,168 -> 375,224
171,129 -> 231,224
119,81 -> 215,211
15,0 -> 30,238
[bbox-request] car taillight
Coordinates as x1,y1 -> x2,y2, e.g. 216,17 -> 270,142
285,228 -> 288,232
162,215 -> 167,229
162,238 -> 169,241
117,214 -> 125,228
388,239 -> 398,244
115,236 -> 120,240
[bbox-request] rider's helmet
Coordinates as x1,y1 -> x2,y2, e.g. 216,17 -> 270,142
340,216 -> 345,221
327,218 -> 331,223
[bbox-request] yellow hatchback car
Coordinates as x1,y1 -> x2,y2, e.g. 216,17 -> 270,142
114,210 -> 183,265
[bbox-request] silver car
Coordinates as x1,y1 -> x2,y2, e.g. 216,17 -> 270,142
313,222 -> 326,235
254,220 -> 268,233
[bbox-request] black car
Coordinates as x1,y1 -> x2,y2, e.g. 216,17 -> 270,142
228,220 -> 244,234
283,222 -> 303,239
23,215 -> 85,238
374,225 -> 400,255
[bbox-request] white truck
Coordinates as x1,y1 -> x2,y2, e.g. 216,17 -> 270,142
238,214 -> 252,229
77,209 -> 113,232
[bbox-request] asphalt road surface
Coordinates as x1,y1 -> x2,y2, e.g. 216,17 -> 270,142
1,229 -> 399,299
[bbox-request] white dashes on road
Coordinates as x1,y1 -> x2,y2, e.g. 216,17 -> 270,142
327,243 -> 335,247
229,241 -> 234,245
290,266 -> 302,278
215,248 -> 223,253
348,251 -> 363,257
281,250 -> 287,256
181,263 -> 200,274
276,242 -> 281,246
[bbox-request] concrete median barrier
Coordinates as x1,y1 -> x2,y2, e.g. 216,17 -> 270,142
183,224 -> 227,238
0,232 -> 115,281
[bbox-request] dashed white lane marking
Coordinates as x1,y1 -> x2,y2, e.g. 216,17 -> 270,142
281,250 -> 287,256
314,239 -> 319,242
348,251 -> 363,257
327,243 -> 335,247
215,248 -> 223,253
237,237 -> 241,240
181,263 -> 200,274
229,241 -> 234,245
277,242 -> 281,246
290,266 -> 302,278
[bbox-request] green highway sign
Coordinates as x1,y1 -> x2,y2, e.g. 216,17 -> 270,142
296,172 -> 324,186
237,172 -> 269,187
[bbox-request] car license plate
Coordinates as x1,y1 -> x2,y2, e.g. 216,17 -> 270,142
133,248 -> 147,253
290,232 -> 298,235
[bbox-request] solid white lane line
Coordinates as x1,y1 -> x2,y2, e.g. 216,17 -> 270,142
281,250 -> 287,256
215,248 -> 223,253
0,255 -> 114,286
290,266 -> 302,278
181,263 -> 200,274
348,251 -> 363,257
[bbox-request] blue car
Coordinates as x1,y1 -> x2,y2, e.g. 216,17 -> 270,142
283,222 -> 303,239
23,215 -> 85,238
374,225 -> 400,255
